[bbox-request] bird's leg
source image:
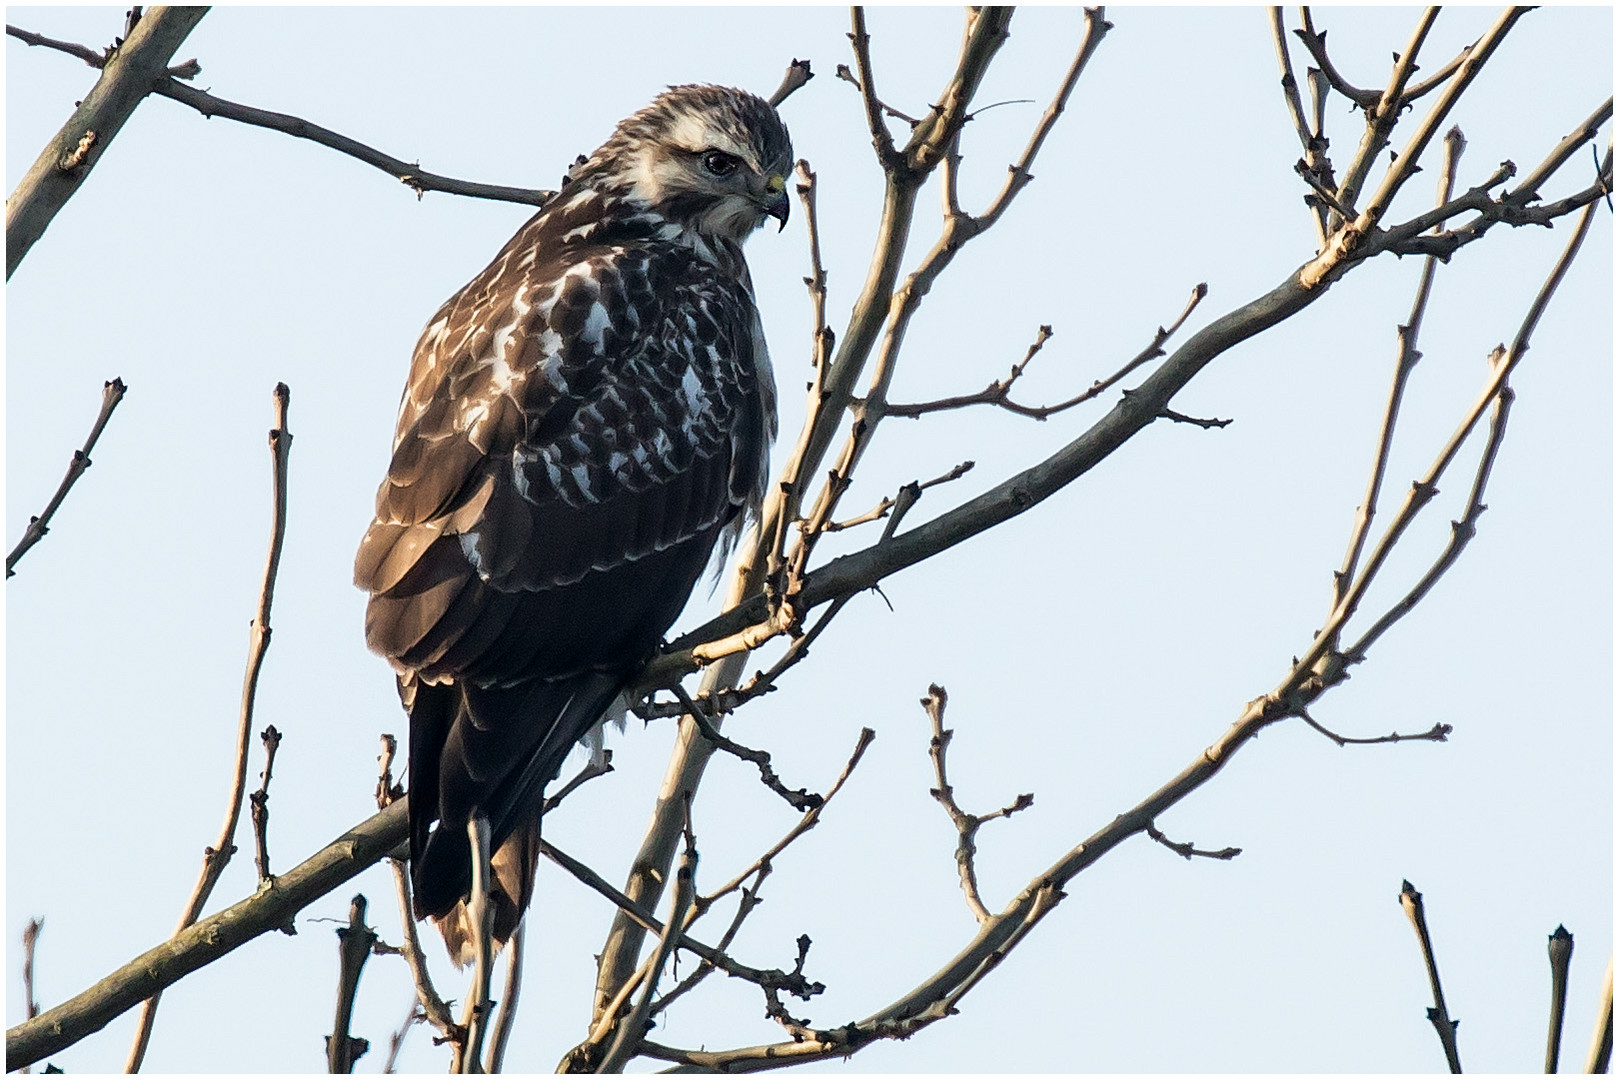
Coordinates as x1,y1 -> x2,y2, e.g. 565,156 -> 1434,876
456,813 -> 496,1073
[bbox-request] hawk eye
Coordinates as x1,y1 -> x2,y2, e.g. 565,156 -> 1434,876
701,150 -> 740,177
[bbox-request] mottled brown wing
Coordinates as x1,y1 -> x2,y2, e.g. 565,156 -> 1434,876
355,214 -> 768,687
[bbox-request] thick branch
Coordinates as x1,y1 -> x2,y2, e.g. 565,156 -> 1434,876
7,7 -> 210,278
6,799 -> 410,1071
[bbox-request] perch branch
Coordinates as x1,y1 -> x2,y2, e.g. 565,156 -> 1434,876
7,377 -> 127,577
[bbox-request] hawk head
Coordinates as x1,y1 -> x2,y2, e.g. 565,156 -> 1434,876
581,84 -> 794,243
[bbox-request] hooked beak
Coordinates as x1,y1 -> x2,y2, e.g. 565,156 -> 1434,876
763,174 -> 790,231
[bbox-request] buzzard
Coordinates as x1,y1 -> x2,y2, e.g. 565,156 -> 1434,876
355,85 -> 791,960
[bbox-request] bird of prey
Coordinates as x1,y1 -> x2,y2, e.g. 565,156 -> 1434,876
355,85 -> 791,961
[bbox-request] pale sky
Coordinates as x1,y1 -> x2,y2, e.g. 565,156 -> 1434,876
6,6 -> 1612,1073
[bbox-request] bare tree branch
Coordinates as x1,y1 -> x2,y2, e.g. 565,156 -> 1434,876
1297,713 -> 1452,748
248,724 -> 282,884
1331,125 -> 1465,618
6,799 -> 410,1072
1547,925 -> 1574,1073
6,7 -> 210,278
485,922 -> 524,1074
5,21 -> 109,66
1586,955 -> 1614,1074
7,377 -> 127,577
597,811 -> 698,1072
1400,880 -> 1462,1073
766,58 -> 814,108
381,1005 -> 423,1075
1143,822 -> 1241,862
326,895 -> 376,1073
125,381 -> 293,1073
922,685 -> 1034,924
150,77 -> 555,207
1293,10 -> 1381,109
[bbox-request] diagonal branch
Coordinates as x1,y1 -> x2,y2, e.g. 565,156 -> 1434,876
7,377 -> 128,577
6,7 -> 210,279
7,799 -> 410,1072
150,77 -> 555,206
1330,125 -> 1465,618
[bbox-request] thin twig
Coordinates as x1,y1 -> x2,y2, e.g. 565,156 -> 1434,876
1547,925 -> 1574,1073
922,686 -> 1035,925
597,806 -> 699,1073
1339,194 -> 1601,669
150,78 -> 554,206
485,921 -> 524,1073
376,734 -> 404,810
21,918 -> 43,1072
1143,822 -> 1241,861
672,685 -> 821,812
1269,9 -> 1331,244
125,383 -> 292,1072
1292,11 -> 1382,109
848,10 -> 899,163
766,59 -> 814,109
248,725 -> 282,884
1586,955 -> 1613,1074
7,377 -> 127,577
5,23 -> 106,67
386,860 -> 462,1045
701,728 -> 875,913
539,840 -> 820,1001
1158,407 -> 1232,429
1297,713 -> 1452,748
541,753 -> 615,815
834,63 -> 919,126
1331,125 -> 1465,618
1399,880 -> 1462,1073
823,460 -> 975,533
891,285 -> 1205,421
382,1004 -> 423,1074
327,895 -> 375,1073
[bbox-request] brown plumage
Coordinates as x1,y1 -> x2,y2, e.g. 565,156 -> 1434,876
355,85 -> 791,960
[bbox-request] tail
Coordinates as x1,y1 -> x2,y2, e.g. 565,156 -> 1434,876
404,670 -> 625,954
